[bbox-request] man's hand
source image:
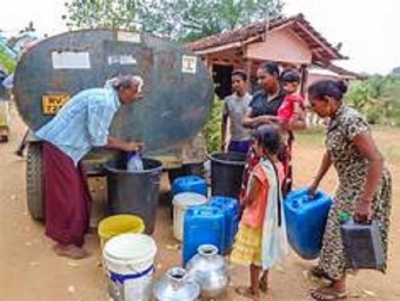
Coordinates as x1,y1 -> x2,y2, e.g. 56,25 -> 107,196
107,136 -> 145,152
220,143 -> 227,152
125,141 -> 145,152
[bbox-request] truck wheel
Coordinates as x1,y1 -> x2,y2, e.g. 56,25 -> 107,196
27,143 -> 44,220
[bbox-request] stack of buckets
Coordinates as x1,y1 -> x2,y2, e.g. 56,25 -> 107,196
97,173 -> 240,301
171,175 -> 240,265
98,215 -> 157,301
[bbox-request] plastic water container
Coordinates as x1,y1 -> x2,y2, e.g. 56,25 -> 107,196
98,214 -> 145,248
103,233 -> 157,301
341,218 -> 385,271
284,188 -> 333,260
182,206 -> 225,266
172,176 -> 208,197
105,157 -> 163,234
208,152 -> 246,199
172,192 -> 208,241
209,196 -> 239,253
126,152 -> 144,172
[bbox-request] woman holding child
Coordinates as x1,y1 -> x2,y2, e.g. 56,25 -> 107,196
242,61 -> 306,196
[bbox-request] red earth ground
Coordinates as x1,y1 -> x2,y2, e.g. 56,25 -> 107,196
1,105 -> 399,301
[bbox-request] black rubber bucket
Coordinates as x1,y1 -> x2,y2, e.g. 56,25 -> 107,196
209,152 -> 247,199
105,155 -> 163,234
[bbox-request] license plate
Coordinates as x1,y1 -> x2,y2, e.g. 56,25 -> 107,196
41,94 -> 70,115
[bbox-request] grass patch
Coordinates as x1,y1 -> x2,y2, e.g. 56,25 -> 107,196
295,127 -> 326,148
295,125 -> 400,164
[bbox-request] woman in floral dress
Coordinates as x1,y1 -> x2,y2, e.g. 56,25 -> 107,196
307,80 -> 392,301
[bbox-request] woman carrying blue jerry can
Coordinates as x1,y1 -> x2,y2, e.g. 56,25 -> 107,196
306,80 -> 392,301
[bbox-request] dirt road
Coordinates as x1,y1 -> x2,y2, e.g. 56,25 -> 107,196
1,105 -> 399,301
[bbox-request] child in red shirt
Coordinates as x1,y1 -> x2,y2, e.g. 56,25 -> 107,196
260,70 -> 304,195
278,70 -> 305,122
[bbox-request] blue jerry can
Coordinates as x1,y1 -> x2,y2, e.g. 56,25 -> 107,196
284,188 -> 333,259
209,196 -> 239,253
172,176 -> 208,197
182,205 -> 225,266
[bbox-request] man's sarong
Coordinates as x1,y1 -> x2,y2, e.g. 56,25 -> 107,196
42,142 -> 92,246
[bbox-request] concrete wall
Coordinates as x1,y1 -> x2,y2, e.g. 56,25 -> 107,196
246,28 -> 312,65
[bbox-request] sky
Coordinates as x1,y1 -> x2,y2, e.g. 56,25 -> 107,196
0,0 -> 399,75
284,0 -> 400,75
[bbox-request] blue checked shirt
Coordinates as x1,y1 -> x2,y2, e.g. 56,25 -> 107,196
36,87 -> 121,165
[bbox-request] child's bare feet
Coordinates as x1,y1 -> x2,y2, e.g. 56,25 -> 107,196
259,277 -> 268,293
259,270 -> 268,293
53,244 -> 90,260
235,286 -> 260,300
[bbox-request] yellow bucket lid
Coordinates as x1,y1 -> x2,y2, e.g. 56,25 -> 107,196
98,214 -> 145,241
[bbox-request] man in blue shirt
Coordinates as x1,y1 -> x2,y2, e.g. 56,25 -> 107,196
36,74 -> 143,259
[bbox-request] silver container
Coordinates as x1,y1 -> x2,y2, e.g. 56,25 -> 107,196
186,245 -> 229,299
153,267 -> 200,301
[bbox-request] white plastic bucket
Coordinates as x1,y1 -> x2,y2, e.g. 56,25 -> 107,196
173,192 -> 208,241
103,233 -> 157,301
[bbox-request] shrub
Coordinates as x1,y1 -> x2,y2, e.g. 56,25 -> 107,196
202,95 -> 223,153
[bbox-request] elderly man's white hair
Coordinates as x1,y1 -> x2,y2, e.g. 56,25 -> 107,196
105,74 -> 143,91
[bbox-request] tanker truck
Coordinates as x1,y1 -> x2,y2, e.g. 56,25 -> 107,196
12,29 -> 214,220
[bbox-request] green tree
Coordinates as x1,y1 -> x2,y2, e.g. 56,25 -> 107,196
346,80 -> 382,124
390,66 -> 400,76
346,81 -> 370,111
378,76 -> 400,125
346,76 -> 399,125
369,75 -> 395,121
63,0 -> 284,41
19,21 -> 36,34
0,41 -> 17,73
138,0 -> 283,41
202,95 -> 224,153
63,0 -> 139,30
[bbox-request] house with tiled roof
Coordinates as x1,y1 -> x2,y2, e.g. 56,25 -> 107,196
186,14 -> 360,98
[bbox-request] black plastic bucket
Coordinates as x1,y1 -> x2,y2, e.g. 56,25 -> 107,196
105,156 -> 163,234
208,152 -> 247,199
